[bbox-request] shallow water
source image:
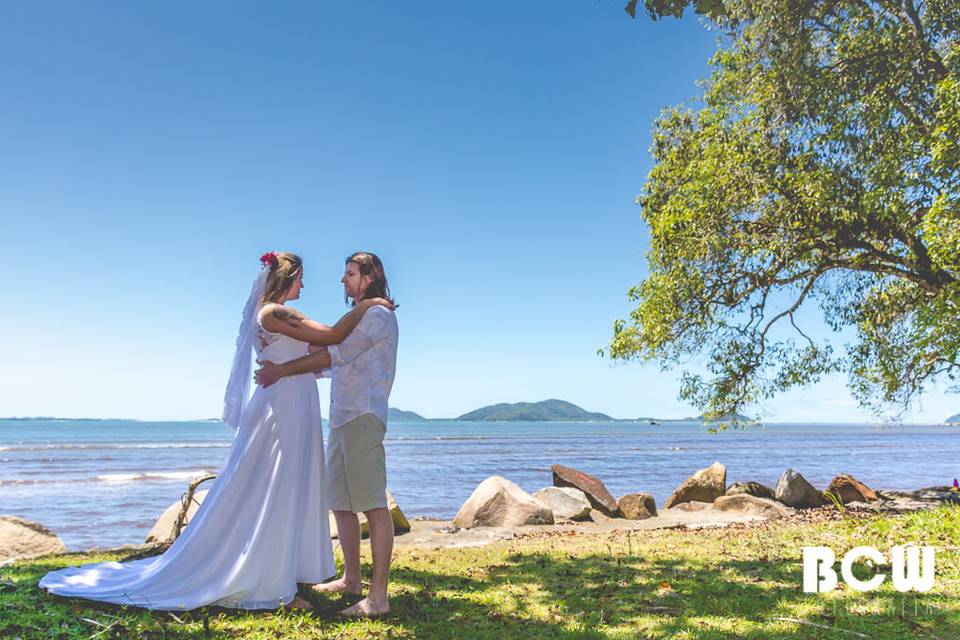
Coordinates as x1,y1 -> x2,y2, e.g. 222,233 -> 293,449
1,418 -> 956,550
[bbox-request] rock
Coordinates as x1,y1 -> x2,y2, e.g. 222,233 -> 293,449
726,481 -> 775,500
714,494 -> 793,520
587,510 -> 613,524
664,462 -> 727,508
0,516 -> 66,562
668,500 -> 714,512
145,490 -> 209,545
825,474 -> 878,504
617,493 -> 658,520
329,490 -> 411,538
454,476 -> 554,528
775,469 -> 826,508
533,487 -> 591,521
551,464 -> 618,516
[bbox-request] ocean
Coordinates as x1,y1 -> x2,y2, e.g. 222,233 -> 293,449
1,418 -> 957,551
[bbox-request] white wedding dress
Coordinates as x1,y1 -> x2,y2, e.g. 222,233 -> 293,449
40,307 -> 335,610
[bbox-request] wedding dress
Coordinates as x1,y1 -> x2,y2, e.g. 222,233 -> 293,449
40,303 -> 335,610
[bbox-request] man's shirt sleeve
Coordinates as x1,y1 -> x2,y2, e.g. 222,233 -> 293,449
327,308 -> 390,367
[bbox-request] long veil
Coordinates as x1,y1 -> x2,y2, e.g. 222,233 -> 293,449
222,270 -> 268,431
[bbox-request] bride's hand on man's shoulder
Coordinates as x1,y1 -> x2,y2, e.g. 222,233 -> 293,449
363,297 -> 396,311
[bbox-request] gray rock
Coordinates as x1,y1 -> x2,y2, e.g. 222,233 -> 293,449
145,490 -> 208,545
664,462 -> 727,508
533,487 -> 591,521
714,494 -> 793,520
726,481 -> 775,500
551,464 -> 618,516
668,500 -> 714,512
0,516 -> 66,562
454,476 -> 554,528
775,469 -> 826,508
617,493 -> 658,520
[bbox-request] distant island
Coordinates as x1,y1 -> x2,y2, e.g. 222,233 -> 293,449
387,408 -> 427,421
947,413 -> 960,424
456,399 -> 614,422
386,401 -> 758,424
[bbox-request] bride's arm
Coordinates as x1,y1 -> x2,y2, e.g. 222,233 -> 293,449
260,298 -> 390,346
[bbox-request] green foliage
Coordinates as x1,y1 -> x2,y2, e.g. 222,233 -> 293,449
614,0 -> 960,420
626,0 -> 727,21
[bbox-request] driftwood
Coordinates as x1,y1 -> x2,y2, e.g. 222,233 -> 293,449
118,474 -> 218,562
171,474 -> 217,541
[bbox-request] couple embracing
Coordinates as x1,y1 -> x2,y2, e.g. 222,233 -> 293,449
41,251 -> 398,618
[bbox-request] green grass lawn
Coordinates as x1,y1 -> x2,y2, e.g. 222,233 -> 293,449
3,505 -> 959,639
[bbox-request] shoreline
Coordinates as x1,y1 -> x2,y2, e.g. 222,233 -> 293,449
5,503 -> 959,639
31,487 -> 954,559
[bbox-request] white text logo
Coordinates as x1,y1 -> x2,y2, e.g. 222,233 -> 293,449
802,545 -> 935,593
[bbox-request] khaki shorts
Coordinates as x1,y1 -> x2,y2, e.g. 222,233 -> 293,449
326,413 -> 388,513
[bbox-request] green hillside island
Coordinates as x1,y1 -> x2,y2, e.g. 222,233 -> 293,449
947,413 -> 960,424
387,407 -> 427,422
456,399 -> 614,422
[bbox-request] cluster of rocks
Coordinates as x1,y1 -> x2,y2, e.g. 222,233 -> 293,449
2,465 -> 954,562
451,462 -> 888,529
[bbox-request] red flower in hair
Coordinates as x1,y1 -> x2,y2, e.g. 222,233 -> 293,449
260,252 -> 278,268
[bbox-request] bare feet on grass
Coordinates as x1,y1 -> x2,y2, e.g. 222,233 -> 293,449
311,576 -> 362,597
339,596 -> 389,619
285,594 -> 313,611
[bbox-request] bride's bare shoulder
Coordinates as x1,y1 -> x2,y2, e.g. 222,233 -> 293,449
259,303 -> 305,331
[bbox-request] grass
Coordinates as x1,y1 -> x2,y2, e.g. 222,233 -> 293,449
3,505 -> 960,639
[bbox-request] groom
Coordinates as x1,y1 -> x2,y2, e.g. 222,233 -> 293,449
255,251 -> 398,618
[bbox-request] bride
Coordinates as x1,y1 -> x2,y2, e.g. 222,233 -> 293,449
40,252 -> 393,611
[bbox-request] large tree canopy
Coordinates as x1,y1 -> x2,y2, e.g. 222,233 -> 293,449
612,1 -> 959,420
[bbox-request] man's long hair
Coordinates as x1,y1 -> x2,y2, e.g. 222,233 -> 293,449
346,251 -> 395,307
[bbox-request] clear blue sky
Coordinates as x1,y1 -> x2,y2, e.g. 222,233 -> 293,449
2,2 -> 955,423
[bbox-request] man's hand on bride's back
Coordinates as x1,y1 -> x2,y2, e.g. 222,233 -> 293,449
254,360 -> 282,387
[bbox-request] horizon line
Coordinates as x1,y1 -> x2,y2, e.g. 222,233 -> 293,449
2,415 -> 956,426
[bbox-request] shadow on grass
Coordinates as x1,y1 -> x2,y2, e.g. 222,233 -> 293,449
382,550 -> 954,639
5,547 -> 955,639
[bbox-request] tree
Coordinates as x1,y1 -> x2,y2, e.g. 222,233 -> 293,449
611,1 -> 959,420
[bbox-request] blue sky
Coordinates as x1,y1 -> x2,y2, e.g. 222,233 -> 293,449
2,2 -> 955,423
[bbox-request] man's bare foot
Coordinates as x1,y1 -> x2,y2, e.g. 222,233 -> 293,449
311,577 -> 362,596
285,595 -> 313,611
339,597 -> 389,619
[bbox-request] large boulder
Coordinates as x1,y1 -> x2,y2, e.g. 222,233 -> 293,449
0,516 -> 66,562
669,500 -> 713,512
664,462 -> 727,508
775,469 -> 826,508
714,494 -> 793,520
551,464 -> 618,516
617,493 -> 658,520
825,474 -> 878,504
726,481 -> 775,500
454,476 -> 554,528
145,490 -> 209,545
533,487 -> 591,521
330,490 -> 411,538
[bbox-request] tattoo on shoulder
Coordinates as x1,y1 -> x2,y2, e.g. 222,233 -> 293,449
271,306 -> 304,328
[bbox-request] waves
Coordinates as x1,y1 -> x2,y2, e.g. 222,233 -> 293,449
0,442 -> 231,452
1,469 -> 214,486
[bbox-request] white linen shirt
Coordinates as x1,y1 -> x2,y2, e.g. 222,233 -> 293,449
321,306 -> 398,430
